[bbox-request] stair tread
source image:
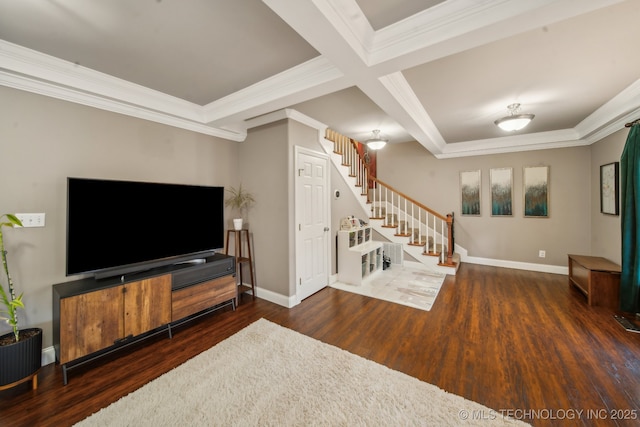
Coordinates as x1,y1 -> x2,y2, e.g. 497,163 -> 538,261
327,135 -> 456,274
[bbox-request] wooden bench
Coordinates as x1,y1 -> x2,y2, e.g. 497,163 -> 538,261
568,254 -> 621,309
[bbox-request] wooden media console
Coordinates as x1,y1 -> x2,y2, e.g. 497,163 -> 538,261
52,253 -> 235,385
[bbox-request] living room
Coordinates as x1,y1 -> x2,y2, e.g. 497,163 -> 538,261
1,1 -> 639,425
0,81 -> 629,347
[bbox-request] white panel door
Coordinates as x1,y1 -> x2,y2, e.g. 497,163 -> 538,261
295,147 -> 329,302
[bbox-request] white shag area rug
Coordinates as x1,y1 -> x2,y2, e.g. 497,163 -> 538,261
75,319 -> 528,426
331,265 -> 446,311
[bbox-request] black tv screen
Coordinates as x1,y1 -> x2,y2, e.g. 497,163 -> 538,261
66,178 -> 225,278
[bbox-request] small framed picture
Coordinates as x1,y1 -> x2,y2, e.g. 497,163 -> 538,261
490,167 -> 513,216
600,162 -> 619,215
460,170 -> 481,216
523,166 -> 549,218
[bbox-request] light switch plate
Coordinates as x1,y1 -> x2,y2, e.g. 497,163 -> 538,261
15,213 -> 46,228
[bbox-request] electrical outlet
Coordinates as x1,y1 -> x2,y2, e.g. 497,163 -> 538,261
15,213 -> 46,228
538,250 -> 546,258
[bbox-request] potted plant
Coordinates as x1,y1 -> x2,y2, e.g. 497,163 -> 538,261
225,185 -> 255,230
0,213 -> 42,390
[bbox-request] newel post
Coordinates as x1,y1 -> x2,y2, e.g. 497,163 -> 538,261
445,213 -> 455,266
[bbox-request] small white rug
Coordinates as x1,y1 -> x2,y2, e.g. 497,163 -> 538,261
75,319 -> 528,426
331,264 -> 446,311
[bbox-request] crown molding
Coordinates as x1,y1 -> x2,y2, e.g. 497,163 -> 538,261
244,108 -> 328,135
316,0 -> 633,159
435,129 -> 584,159
0,40 -> 203,121
369,0 -> 622,69
581,110 -> 640,145
202,56 -> 343,124
0,71 -> 246,141
369,0 -> 556,66
1,0 -> 635,158
576,79 -> 640,142
434,76 -> 640,158
0,40 -> 245,141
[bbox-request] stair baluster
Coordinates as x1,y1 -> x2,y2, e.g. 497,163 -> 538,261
324,128 -> 456,269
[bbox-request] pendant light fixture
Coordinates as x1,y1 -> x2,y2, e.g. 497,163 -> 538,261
365,129 -> 388,150
494,103 -> 535,131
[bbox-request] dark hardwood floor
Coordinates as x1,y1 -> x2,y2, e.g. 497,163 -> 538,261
1,263 -> 640,426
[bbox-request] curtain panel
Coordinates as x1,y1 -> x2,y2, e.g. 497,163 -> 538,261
620,123 -> 640,313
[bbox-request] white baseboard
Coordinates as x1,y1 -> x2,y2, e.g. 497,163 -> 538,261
42,346 -> 56,366
259,255 -> 568,310
452,244 -> 567,275
247,286 -> 298,308
461,255 -> 568,275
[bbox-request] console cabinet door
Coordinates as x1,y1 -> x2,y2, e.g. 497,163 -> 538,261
59,286 -> 124,365
124,274 -> 171,337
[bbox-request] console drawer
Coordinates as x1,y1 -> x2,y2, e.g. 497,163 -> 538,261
171,275 -> 236,321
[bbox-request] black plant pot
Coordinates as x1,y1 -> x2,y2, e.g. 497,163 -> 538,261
0,327 -> 42,388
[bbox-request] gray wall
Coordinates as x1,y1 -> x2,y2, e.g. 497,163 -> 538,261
0,82 -> 631,347
237,118 -> 324,300
377,143 -> 596,267
591,128 -> 626,264
1,86 -> 239,347
237,121 -> 290,298
319,130 -> 629,274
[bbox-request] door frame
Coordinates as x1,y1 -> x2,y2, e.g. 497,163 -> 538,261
294,145 -> 330,304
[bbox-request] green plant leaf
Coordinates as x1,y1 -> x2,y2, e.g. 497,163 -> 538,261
0,213 -> 25,340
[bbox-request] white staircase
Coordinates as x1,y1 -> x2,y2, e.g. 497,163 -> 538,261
319,131 -> 459,276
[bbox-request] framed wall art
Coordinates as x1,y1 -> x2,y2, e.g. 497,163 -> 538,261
490,167 -> 513,216
523,166 -> 549,218
600,162 -> 619,215
460,170 -> 481,216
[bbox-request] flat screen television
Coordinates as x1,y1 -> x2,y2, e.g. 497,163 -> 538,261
66,177 -> 225,279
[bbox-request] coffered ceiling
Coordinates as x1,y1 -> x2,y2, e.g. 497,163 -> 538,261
1,0 -> 639,158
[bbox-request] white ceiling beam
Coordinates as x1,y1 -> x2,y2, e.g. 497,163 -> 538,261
202,56 -> 347,125
263,0 -> 631,157
1,0 -> 632,156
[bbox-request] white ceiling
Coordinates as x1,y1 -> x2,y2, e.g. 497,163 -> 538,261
1,0 -> 639,158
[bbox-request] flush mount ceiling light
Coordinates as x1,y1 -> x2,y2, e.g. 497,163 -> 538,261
494,103 -> 535,131
365,129 -> 388,150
